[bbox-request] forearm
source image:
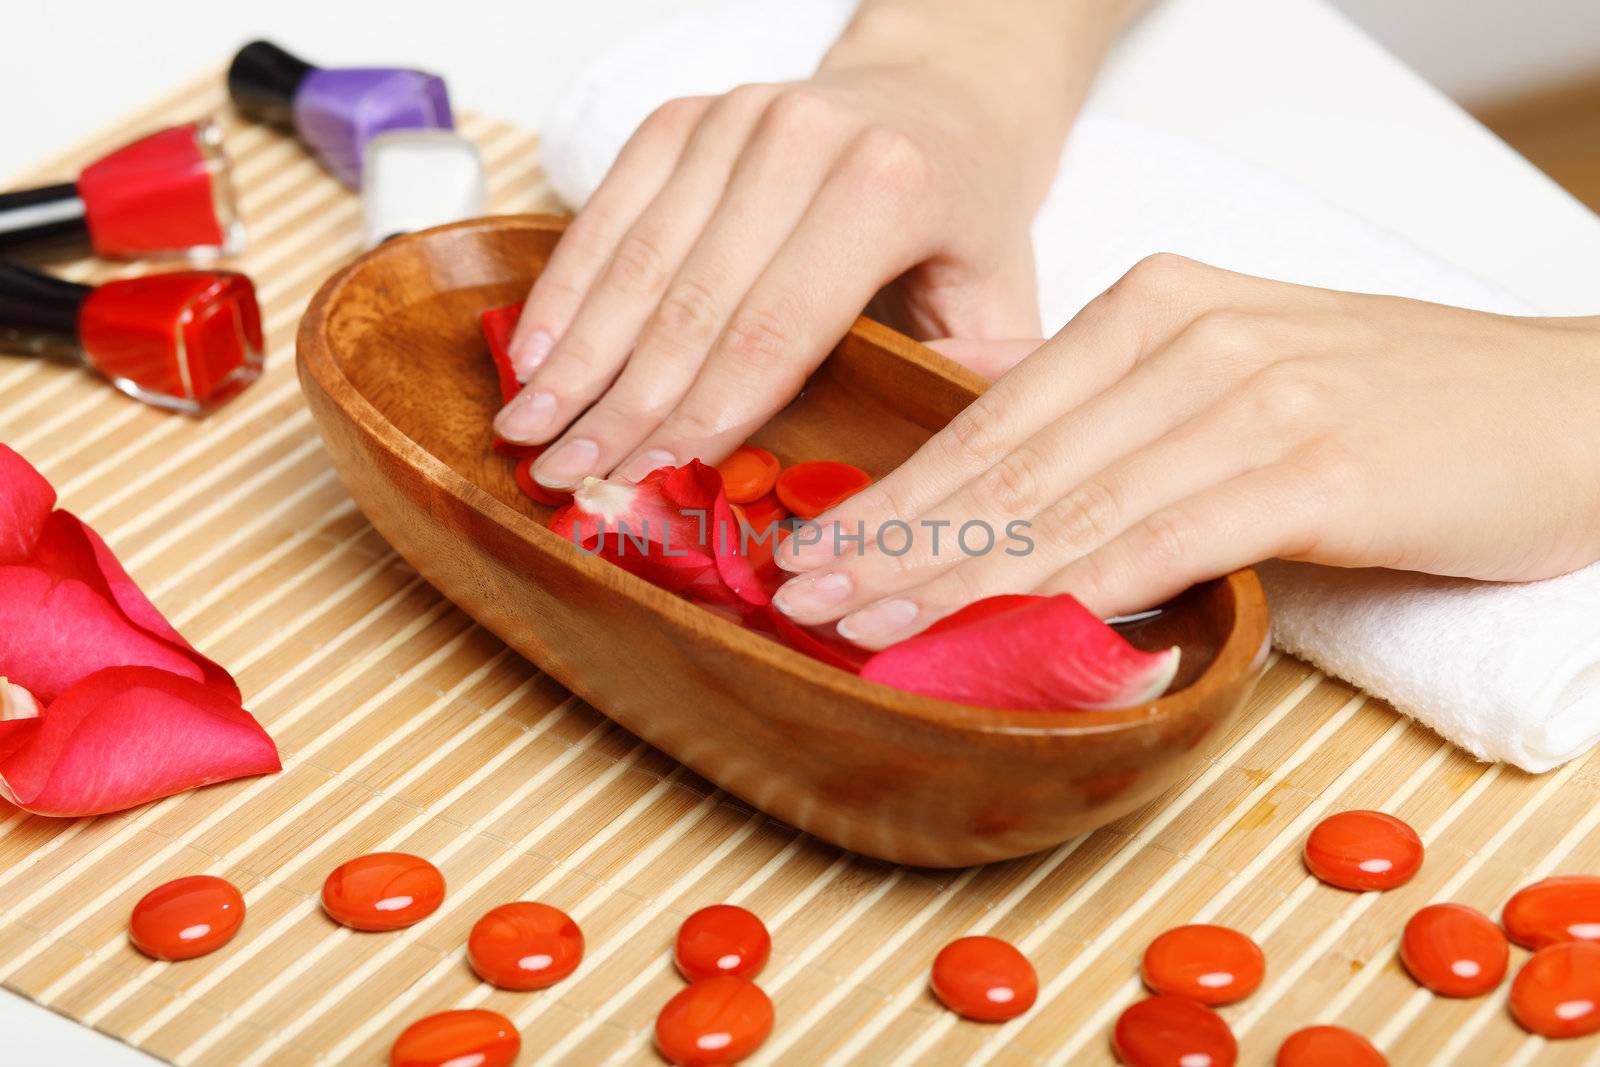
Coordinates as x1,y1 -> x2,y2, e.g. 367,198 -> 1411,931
820,0 -> 1141,202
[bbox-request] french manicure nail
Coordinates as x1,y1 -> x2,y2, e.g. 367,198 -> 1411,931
772,572 -> 853,619
512,329 -> 554,381
616,448 -> 676,483
493,390 -> 557,442
533,438 -> 599,488
837,598 -> 919,644
777,521 -> 840,571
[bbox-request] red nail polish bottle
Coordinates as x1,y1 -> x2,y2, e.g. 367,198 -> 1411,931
0,120 -> 244,260
0,262 -> 264,413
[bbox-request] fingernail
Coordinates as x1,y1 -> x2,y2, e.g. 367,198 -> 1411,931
532,438 -> 599,488
777,522 -> 840,571
837,598 -> 920,644
616,448 -> 676,483
772,571 -> 853,619
512,329 -> 554,381
494,390 -> 557,442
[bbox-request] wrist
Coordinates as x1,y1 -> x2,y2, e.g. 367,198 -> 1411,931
819,1 -> 1128,201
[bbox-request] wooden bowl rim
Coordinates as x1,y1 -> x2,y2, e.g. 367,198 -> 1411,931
297,214 -> 1270,740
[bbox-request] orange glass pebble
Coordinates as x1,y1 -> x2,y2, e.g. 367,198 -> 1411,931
129,875 -> 245,961
774,460 -> 871,519
1112,995 -> 1237,1067
322,852 -> 445,931
514,453 -> 572,507
716,446 -> 781,504
930,936 -> 1037,1022
1276,1025 -> 1387,1067
675,904 -> 771,982
1140,924 -> 1264,1005
655,975 -> 774,1066
1399,903 -> 1508,997
1503,875 -> 1600,950
1509,941 -> 1600,1039
468,901 -> 584,990
390,1008 -> 519,1067
1303,810 -> 1423,891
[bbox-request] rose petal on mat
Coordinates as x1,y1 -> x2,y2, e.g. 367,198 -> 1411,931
28,512 -> 240,700
0,443 -> 57,564
0,565 -> 206,703
860,594 -> 1181,711
0,666 -> 279,817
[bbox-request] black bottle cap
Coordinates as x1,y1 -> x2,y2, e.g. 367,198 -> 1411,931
0,184 -> 90,254
0,261 -> 91,352
228,40 -> 316,129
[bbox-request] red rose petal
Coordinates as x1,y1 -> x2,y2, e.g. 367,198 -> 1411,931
478,303 -> 524,404
0,666 -> 279,817
549,461 -> 766,613
859,594 -> 1180,711
0,444 -> 56,564
0,565 -> 207,703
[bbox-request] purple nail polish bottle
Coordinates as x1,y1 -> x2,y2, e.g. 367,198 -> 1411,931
227,40 -> 454,188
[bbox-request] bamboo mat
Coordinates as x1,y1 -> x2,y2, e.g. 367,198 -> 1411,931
2,68 -> 1597,1067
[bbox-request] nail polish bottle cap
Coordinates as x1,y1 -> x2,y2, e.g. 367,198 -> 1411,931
228,40 -> 316,129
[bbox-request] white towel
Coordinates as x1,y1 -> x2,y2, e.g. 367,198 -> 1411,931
537,0 -> 1600,773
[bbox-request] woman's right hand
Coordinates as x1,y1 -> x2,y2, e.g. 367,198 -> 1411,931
494,0 -> 1133,491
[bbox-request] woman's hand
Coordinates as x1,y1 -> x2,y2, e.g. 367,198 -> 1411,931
772,254 -> 1600,647
495,0 -> 1133,489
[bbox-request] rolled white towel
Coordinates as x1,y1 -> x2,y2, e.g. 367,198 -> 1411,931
537,0 -> 1600,773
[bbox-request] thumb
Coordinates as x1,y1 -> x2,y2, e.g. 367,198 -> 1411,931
926,337 -> 1045,381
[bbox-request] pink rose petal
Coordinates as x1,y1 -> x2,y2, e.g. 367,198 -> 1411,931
0,666 -> 280,817
860,594 -> 1181,711
0,565 -> 205,703
0,444 -> 56,564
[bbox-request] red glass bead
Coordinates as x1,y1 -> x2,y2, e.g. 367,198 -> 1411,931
1112,995 -> 1237,1067
390,1009 -> 519,1067
655,975 -> 773,1066
675,904 -> 771,982
322,852 -> 445,931
930,936 -> 1037,1022
467,901 -> 583,990
1140,924 -> 1265,1005
1303,810 -> 1423,891
129,875 -> 245,961
1509,941 -> 1600,1039
1275,1025 -> 1387,1067
1502,875 -> 1600,950
774,461 -> 871,519
1399,903 -> 1508,997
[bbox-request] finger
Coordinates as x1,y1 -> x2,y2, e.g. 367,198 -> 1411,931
776,253 -> 1239,572
771,329 -> 1272,627
535,91 -> 858,488
1040,464 -> 1320,618
924,338 -> 1043,381
793,384 -> 1293,645
495,87 -> 779,449
609,127 -> 938,480
511,96 -> 711,378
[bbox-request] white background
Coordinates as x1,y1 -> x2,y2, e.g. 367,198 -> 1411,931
3,1 -> 1599,1063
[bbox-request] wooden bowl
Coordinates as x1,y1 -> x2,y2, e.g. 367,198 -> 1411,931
298,215 -> 1270,867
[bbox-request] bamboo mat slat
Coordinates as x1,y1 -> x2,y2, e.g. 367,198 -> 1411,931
2,70 -> 1597,1067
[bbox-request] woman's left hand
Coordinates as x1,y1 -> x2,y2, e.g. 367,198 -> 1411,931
771,254 -> 1600,648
